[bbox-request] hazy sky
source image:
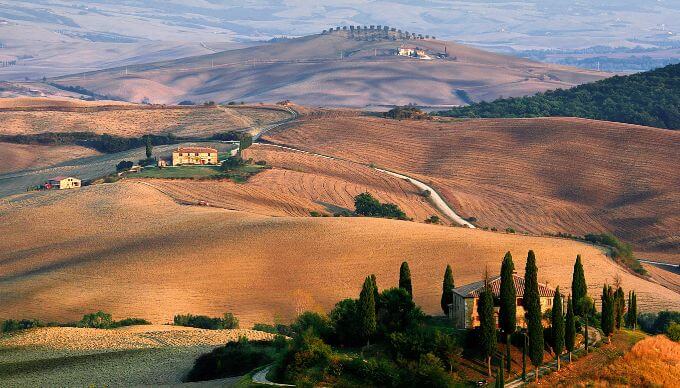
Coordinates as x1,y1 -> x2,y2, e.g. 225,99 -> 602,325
1,0 -> 678,49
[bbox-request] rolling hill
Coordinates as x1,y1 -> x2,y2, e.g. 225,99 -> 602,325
1,181 -> 677,328
49,31 -> 607,107
263,115 -> 680,267
0,99 -> 292,137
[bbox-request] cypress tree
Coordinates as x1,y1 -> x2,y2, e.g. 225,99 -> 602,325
601,284 -> 614,342
478,276 -> 497,377
358,276 -> 377,344
614,286 -> 625,330
145,135 -> 153,158
495,356 -> 505,388
370,274 -> 379,306
565,296 -> 576,363
632,292 -> 637,330
399,261 -> 412,297
551,287 -> 565,371
571,255 -> 587,316
626,291 -> 637,330
441,264 -> 454,315
524,250 -> 544,382
498,251 -> 516,373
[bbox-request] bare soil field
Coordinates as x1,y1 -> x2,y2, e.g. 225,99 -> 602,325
0,96 -> 131,109
140,144 -> 443,221
1,325 -> 275,351
1,181 -> 677,328
0,325 -> 271,386
0,142 -> 100,174
0,103 -> 292,137
50,34 -> 606,106
264,116 -> 680,265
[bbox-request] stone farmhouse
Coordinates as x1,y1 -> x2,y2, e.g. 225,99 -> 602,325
449,274 -> 556,329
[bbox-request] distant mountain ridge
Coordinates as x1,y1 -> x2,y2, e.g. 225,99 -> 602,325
438,63 -> 680,130
49,32 -> 606,107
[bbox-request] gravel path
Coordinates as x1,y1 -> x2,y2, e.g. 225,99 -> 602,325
257,143 -> 474,227
251,366 -> 294,387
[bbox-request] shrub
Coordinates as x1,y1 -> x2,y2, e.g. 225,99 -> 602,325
584,233 -> 646,275
639,310 -> 680,334
276,331 -> 332,384
424,215 -> 441,224
384,106 -> 429,120
221,156 -> 244,170
222,312 -> 239,329
252,323 -> 292,336
1,319 -> 44,333
255,160 -> 267,166
291,312 -> 333,340
310,211 -> 322,217
186,337 -> 273,381
354,192 -> 408,220
116,160 -> 134,171
79,311 -> 114,328
666,322 -> 680,342
116,317 -> 151,327
505,227 -> 516,233
173,312 -> 240,330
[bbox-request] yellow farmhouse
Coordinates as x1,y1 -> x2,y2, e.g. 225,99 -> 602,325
172,147 -> 219,166
46,176 -> 81,190
449,274 -> 556,329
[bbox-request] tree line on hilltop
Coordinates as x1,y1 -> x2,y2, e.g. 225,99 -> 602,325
437,63 -> 680,130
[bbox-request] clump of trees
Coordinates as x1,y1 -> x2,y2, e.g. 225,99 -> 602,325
354,192 -> 408,220
173,312 -> 239,330
186,337 -> 278,382
384,105 -> 430,120
436,63 -> 680,130
584,233 -> 646,275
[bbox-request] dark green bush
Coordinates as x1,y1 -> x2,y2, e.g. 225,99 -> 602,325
1,319 -> 44,333
116,317 -> 151,327
173,312 -> 239,330
116,160 -> 134,171
290,312 -> 333,340
79,311 -> 114,328
186,337 -> 273,382
638,310 -> 680,334
354,192 -> 408,220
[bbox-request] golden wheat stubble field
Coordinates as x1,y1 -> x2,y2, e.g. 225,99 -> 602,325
1,181 -> 677,327
138,145 -> 444,221
0,142 -> 101,174
0,102 -> 291,137
264,116 -> 680,265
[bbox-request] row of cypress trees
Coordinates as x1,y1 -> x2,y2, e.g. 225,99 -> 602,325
476,252 -> 641,384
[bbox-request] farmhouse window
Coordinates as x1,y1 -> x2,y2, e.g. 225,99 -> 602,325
517,298 -> 523,306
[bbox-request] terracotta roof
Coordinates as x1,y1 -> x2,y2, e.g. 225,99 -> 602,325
453,274 -> 555,298
48,176 -> 75,181
174,147 -> 218,154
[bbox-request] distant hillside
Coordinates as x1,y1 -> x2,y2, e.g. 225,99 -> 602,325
49,31 -> 606,107
438,64 -> 680,129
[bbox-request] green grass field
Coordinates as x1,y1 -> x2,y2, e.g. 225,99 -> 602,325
134,164 -> 266,182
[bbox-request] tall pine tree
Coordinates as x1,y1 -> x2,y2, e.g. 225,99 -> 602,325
601,284 -> 614,342
441,264 -> 455,315
565,296 -> 576,363
498,252 -> 516,373
571,255 -> 587,317
551,287 -> 565,371
358,276 -> 377,345
370,274 -> 379,307
478,274 -> 497,377
524,250 -> 544,382
399,261 -> 413,297
614,286 -> 625,330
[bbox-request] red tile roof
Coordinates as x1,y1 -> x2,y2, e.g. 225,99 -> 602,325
453,274 -> 555,298
175,147 -> 218,154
